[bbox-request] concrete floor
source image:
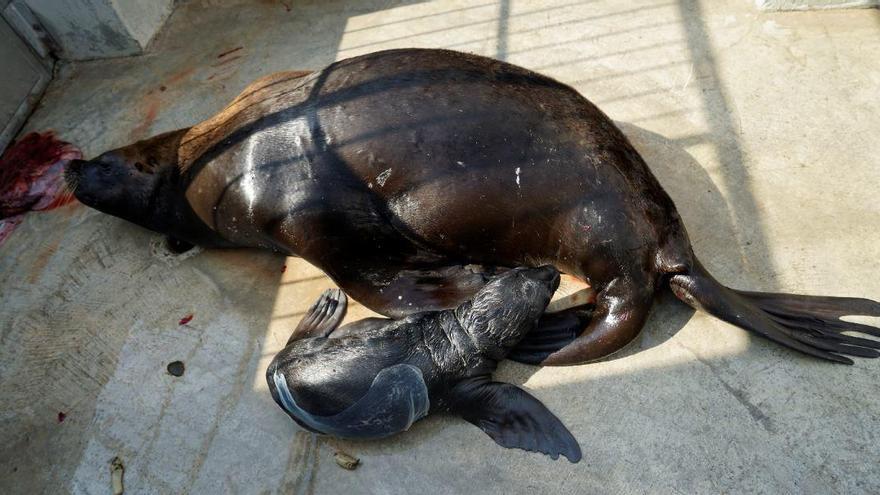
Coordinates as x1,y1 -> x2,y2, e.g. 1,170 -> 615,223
2,0 -> 880,493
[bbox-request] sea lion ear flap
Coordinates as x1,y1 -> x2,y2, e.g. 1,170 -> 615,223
449,378 -> 582,463
287,289 -> 348,344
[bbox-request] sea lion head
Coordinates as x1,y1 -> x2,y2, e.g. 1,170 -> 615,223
64,129 -> 188,232
455,265 -> 560,359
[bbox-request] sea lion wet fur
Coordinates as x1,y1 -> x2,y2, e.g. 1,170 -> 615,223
65,48 -> 880,366
268,266 -> 582,462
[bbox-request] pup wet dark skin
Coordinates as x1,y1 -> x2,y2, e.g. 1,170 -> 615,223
65,48 -> 880,365
268,266 -> 583,462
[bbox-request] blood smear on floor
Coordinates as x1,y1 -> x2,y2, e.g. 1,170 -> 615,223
0,132 -> 82,245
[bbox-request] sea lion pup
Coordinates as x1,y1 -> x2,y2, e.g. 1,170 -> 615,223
267,266 -> 583,463
65,48 -> 880,366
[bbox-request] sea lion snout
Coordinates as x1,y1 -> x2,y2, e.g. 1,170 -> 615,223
64,147 -> 174,230
66,153 -> 123,206
63,159 -> 85,189
478,265 -> 561,311
66,158 -> 86,172
504,265 -> 560,301
67,152 -> 125,181
524,264 -> 561,288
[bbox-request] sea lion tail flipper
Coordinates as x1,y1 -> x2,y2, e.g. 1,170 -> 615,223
287,288 -> 348,344
668,260 -> 880,364
507,308 -> 594,365
449,378 -> 582,463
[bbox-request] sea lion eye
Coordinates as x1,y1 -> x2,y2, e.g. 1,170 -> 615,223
135,162 -> 145,172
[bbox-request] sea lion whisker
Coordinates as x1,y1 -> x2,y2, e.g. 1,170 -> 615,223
58,178 -> 77,205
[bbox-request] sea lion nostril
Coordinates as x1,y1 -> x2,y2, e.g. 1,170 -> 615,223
67,159 -> 86,171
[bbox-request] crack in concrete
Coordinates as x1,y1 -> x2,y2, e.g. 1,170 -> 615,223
676,340 -> 775,433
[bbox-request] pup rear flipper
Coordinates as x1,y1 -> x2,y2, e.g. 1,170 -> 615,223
669,261 -> 880,364
287,288 -> 348,344
450,378 -> 582,463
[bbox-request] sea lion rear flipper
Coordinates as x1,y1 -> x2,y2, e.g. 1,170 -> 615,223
449,378 -> 581,463
669,260 -> 880,364
288,288 -> 348,344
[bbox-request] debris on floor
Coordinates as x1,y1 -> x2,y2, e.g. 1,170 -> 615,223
165,237 -> 194,254
0,132 -> 81,245
179,314 -> 194,326
149,236 -> 202,265
110,457 -> 124,495
333,451 -> 360,471
166,361 -> 185,377
57,411 -> 66,423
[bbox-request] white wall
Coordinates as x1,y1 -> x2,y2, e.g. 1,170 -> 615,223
24,0 -> 174,60
0,16 -> 50,153
112,0 -> 174,49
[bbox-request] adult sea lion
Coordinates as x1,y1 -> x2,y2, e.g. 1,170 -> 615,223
65,48 -> 880,365
267,266 -> 583,462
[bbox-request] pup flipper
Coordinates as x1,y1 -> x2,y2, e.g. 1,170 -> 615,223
449,378 -> 581,463
287,288 -> 348,344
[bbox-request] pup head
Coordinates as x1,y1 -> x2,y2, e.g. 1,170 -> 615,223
456,265 -> 560,359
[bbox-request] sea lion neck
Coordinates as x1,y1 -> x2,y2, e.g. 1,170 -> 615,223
435,310 -> 492,373
141,157 -> 231,248
453,300 -> 524,361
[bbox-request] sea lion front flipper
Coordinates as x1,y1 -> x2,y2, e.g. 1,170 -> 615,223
287,288 -> 348,344
449,378 -> 581,463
